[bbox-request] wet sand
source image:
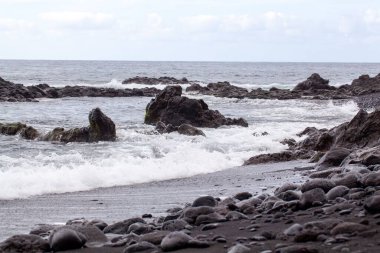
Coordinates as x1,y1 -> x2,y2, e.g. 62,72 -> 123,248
0,160 -> 308,240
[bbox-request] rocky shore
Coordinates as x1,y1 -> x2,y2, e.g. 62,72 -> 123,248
1,107 -> 380,252
0,77 -> 159,102
2,73 -> 380,109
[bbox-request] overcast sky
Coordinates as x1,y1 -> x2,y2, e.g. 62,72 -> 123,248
0,0 -> 379,62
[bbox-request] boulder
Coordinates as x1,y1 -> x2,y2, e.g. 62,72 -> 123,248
301,179 -> 335,193
330,222 -> 368,235
49,228 -> 86,252
103,218 -> 145,234
0,234 -> 50,253
293,73 -> 333,91
160,231 -> 209,251
144,86 -> 248,128
177,124 -> 205,136
326,185 -> 349,200
192,196 -> 217,207
315,147 -> 351,170
298,188 -> 327,210
123,241 -> 158,253
364,195 -> 380,213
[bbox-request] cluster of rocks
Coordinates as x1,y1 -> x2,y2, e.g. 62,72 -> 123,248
0,108 -> 116,143
186,73 -> 380,104
122,76 -> 191,85
144,85 -> 248,128
245,108 -> 380,168
2,163 -> 380,252
0,77 -> 160,102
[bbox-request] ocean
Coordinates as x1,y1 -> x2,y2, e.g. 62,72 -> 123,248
0,60 -> 378,200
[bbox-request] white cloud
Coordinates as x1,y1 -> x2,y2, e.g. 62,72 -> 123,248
39,11 -> 114,30
364,9 -> 380,24
181,15 -> 219,32
0,18 -> 34,31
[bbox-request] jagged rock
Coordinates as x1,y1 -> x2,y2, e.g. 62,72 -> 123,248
293,73 -> 333,91
349,73 -> 380,95
315,147 -> 351,170
122,76 -> 189,85
144,86 -> 248,128
0,234 -> 50,253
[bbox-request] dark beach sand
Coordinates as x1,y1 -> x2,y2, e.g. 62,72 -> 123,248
0,160 -> 308,241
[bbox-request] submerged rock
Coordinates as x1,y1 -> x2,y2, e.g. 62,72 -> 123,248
144,86 -> 248,128
122,76 -> 190,85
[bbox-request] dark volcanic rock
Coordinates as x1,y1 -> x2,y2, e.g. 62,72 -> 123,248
41,108 -> 116,143
349,73 -> 380,95
123,241 -> 158,253
177,124 -> 205,136
144,86 -> 248,128
192,196 -> 217,207
298,188 -> 327,210
301,179 -> 335,193
0,123 -> 40,140
364,195 -> 380,213
0,234 -> 50,253
160,231 -> 209,251
122,76 -> 190,85
104,218 -> 145,234
315,147 -> 351,170
49,228 -> 86,252
293,73 -> 333,91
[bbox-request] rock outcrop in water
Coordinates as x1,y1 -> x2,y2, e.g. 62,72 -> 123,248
122,76 -> 190,85
0,77 -> 160,102
144,86 -> 248,128
0,108 -> 116,143
245,108 -> 380,167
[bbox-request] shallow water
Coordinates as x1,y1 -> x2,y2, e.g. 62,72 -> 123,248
0,95 -> 359,199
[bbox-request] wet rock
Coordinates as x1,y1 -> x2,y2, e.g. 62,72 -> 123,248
364,195 -> 380,213
122,76 -> 190,85
160,231 -> 209,251
127,222 -> 153,235
49,228 -> 86,252
349,73 -> 380,95
227,243 -> 250,253
332,173 -> 362,188
315,147 -> 351,170
276,245 -> 319,253
309,167 -> 342,179
362,172 -> 380,187
162,219 -> 188,231
234,192 -> 253,201
298,188 -> 327,210
177,124 -> 205,136
225,211 -> 249,221
195,212 -> 226,225
0,234 -> 50,253
301,179 -> 335,193
244,150 -> 312,165
293,73 -> 332,91
275,183 -> 299,195
283,224 -> 303,236
192,196 -> 217,207
88,219 -> 108,231
123,241 -> 158,253
104,218 -> 146,234
181,206 -> 215,224
19,126 -> 39,140
330,222 -> 369,235
140,231 -> 170,245
88,107 -> 116,142
326,186 -> 349,200
277,190 -> 301,201
144,86 -> 248,128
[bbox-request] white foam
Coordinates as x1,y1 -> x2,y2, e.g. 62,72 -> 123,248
0,97 -> 359,200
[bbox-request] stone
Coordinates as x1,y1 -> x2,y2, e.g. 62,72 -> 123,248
0,234 -> 50,253
192,196 -> 217,207
225,211 -> 249,221
49,228 -> 86,252
234,192 -> 253,201
293,73 -> 332,91
364,195 -> 380,213
104,218 -> 146,234
298,188 -> 327,210
123,241 -> 158,253
301,179 -> 335,193
127,222 -> 153,235
162,219 -> 188,231
177,124 -> 205,136
283,224 -> 303,236
160,231 -> 209,251
330,222 -> 369,235
140,231 -> 170,245
326,186 -> 349,200
315,148 -> 351,170
144,86 -> 248,128
227,243 -> 250,253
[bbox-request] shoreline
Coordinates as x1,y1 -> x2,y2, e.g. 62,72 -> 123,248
0,160 -> 309,241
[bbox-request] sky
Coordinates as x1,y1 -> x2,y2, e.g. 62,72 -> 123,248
0,0 -> 380,62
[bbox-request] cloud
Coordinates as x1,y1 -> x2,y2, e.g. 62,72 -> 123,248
364,9 -> 380,24
39,11 -> 114,30
0,18 -> 34,31
181,15 -> 220,32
